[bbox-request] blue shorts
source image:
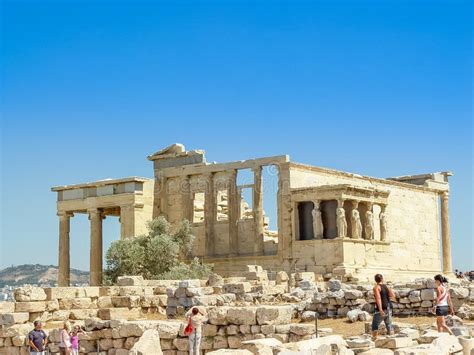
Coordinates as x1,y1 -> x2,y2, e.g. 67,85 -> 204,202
371,308 -> 393,332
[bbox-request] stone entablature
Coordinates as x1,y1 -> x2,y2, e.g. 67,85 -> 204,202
52,177 -> 150,201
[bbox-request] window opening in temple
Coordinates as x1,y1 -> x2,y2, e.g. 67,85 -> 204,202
237,169 -> 254,219
192,192 -> 205,223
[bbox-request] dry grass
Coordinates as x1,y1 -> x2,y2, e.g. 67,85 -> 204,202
309,316 -> 435,337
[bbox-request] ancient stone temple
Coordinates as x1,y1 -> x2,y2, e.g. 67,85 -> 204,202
52,144 -> 453,285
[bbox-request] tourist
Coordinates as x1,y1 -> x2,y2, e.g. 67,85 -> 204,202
185,306 -> 208,355
433,274 -> 454,335
59,321 -> 72,355
28,320 -> 48,355
371,273 -> 396,340
70,325 -> 83,355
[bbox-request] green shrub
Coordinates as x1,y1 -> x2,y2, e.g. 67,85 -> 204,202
104,216 -> 212,283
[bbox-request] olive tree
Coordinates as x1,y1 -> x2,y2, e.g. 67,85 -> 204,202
104,216 -> 212,283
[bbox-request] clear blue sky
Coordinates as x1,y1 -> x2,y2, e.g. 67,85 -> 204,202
1,0 -> 472,272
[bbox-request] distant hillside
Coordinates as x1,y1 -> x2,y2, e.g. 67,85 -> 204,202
0,264 -> 89,287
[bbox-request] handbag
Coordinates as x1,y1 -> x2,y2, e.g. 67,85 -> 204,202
184,318 -> 194,336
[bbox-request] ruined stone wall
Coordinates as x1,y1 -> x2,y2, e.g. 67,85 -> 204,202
1,271 -> 473,354
288,164 -> 443,281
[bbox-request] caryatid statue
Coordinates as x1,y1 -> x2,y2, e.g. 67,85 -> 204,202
312,201 -> 324,239
336,207 -> 347,238
364,206 -> 374,240
380,206 -> 388,242
351,206 -> 363,239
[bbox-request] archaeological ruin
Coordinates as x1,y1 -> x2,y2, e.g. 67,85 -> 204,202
51,143 -> 454,286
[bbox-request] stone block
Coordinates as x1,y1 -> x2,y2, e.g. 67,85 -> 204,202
286,335 -> 347,352
227,307 -> 257,325
117,275 -> 145,286
44,287 -> 83,300
99,286 -> 122,297
46,299 -> 60,311
59,297 -> 93,310
97,307 -> 141,320
111,296 -> 141,308
208,307 -> 229,325
129,328 -> 162,354
83,287 -> 100,298
276,271 -> 289,284
222,282 -> 252,294
70,308 -> 98,320
256,306 -> 293,325
375,336 -> 414,349
156,320 -> 181,339
418,330 -> 445,344
97,296 -> 113,308
14,286 -> 47,302
172,338 -> 188,351
420,300 -> 432,308
0,313 -> 30,326
11,335 -> 26,346
213,335 -> 228,349
119,286 -> 153,296
15,301 -> 46,312
345,289 -> 364,299
289,323 -> 316,336
451,287 -> 470,299
420,289 -> 436,301
51,310 -> 71,321
0,302 -> 15,313
0,323 -> 33,337
178,279 -> 201,288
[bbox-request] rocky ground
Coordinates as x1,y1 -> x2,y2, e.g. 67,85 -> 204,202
1,267 -> 473,354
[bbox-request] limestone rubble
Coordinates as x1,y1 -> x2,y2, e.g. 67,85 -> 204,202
0,270 -> 472,354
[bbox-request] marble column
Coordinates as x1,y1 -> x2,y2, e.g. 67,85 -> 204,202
204,173 -> 215,257
89,208 -> 104,286
441,192 -> 453,273
379,204 -> 388,242
228,170 -> 239,256
364,203 -> 375,240
253,166 -> 264,255
58,211 -> 73,287
180,175 -> 193,222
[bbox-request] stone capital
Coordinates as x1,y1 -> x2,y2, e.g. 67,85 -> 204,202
57,211 -> 74,218
88,208 -> 105,220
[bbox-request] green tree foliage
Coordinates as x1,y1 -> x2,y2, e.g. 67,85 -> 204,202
104,216 -> 212,283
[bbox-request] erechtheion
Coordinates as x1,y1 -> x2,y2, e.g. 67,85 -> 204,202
52,144 -> 453,286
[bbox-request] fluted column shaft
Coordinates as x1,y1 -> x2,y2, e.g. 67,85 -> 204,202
253,166 -> 264,255
204,173 -> 215,256
441,192 -> 452,273
228,170 -> 239,256
89,209 -> 104,286
58,211 -> 73,286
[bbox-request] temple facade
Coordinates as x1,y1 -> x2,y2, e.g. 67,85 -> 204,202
52,144 -> 453,285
